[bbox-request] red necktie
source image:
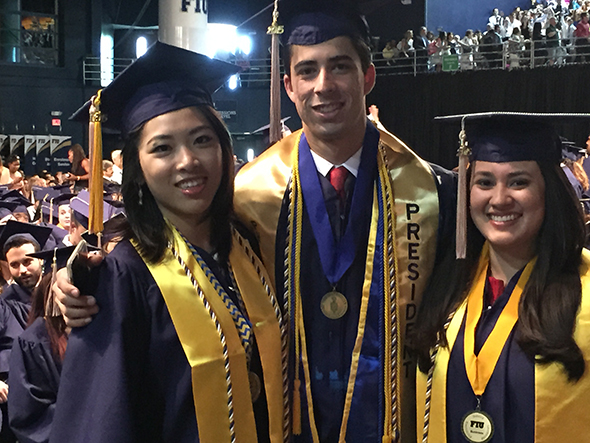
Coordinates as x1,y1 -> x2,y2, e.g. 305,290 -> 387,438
329,166 -> 349,207
487,275 -> 505,306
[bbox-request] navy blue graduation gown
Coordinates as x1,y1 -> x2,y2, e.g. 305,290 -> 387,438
1,285 -> 32,330
50,240 -> 269,443
446,271 -> 535,443
274,164 -> 456,442
8,317 -> 61,443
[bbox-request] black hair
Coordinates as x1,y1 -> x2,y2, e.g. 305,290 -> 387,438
120,104 -> 235,264
283,34 -> 372,77
6,154 -> 19,165
68,143 -> 87,168
412,161 -> 586,382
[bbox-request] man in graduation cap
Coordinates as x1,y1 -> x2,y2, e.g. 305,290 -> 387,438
233,1 -> 455,442
0,221 -> 52,313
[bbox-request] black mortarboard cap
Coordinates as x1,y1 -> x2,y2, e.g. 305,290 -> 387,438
282,0 -> 371,46
69,41 -> 241,136
50,193 -> 75,219
0,220 -> 53,259
32,186 -> 53,203
435,112 -> 590,164
70,190 -> 125,230
0,190 -> 32,206
561,139 -> 586,161
27,244 -> 100,270
0,202 -> 19,219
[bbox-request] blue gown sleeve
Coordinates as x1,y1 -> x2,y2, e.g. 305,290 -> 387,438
49,246 -> 158,443
8,318 -> 61,443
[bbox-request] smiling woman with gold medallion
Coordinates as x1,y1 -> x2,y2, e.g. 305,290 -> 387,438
413,113 -> 590,443
48,42 -> 287,443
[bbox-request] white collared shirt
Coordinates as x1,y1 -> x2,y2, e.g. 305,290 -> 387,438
310,147 -> 363,178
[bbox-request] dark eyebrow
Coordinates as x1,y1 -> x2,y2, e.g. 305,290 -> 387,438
473,170 -> 533,178
292,54 -> 355,72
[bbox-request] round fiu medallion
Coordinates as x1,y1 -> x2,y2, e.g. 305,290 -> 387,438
461,410 -> 494,443
249,372 -> 262,403
320,291 -> 348,319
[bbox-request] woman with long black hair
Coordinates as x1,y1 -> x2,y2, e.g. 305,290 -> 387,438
413,113 -> 590,443
48,42 -> 286,443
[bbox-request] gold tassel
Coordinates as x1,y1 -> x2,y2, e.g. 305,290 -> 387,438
88,90 -> 104,235
267,0 -> 284,145
292,379 -> 302,435
456,120 -> 471,259
44,248 -> 62,318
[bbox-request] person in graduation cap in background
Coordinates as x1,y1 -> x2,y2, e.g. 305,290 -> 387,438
0,190 -> 34,223
8,244 -> 83,443
412,113 -> 590,443
0,222 -> 54,443
48,42 -> 287,443
64,190 -> 125,249
0,221 -> 53,323
561,140 -> 590,216
233,1 -> 456,442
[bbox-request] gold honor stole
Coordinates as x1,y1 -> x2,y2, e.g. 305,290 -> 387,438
417,247 -> 590,442
235,128 -> 439,443
133,227 -> 285,443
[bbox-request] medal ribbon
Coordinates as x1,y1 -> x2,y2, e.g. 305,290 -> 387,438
463,242 -> 537,396
297,123 -> 379,285
288,131 -> 391,442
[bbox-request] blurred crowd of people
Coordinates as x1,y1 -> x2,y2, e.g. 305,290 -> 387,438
379,0 -> 590,72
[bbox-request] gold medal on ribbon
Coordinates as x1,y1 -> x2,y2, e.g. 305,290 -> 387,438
461,410 -> 494,443
248,371 -> 262,403
320,291 -> 348,319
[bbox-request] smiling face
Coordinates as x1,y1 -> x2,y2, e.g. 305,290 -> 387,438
470,160 -> 545,260
283,36 -> 375,148
137,106 -> 223,229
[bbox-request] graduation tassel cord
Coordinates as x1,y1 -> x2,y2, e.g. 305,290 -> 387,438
267,0 -> 284,146
456,119 -> 471,260
88,90 -> 105,235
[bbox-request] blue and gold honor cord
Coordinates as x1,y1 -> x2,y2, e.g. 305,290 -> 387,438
181,234 -> 254,363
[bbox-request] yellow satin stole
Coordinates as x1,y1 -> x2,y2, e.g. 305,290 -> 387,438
133,228 -> 285,443
417,248 -> 590,442
235,127 -> 440,443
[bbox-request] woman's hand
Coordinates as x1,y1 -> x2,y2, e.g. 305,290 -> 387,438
0,381 -> 8,403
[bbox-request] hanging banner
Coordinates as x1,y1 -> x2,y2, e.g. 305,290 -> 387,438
50,135 -> 71,174
36,135 -> 51,173
9,135 -> 24,159
23,135 -> 37,176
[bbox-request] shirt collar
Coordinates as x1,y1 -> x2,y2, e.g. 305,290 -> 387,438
310,146 -> 363,178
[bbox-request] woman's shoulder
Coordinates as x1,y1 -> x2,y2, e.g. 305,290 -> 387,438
97,240 -> 157,291
17,317 -> 49,349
